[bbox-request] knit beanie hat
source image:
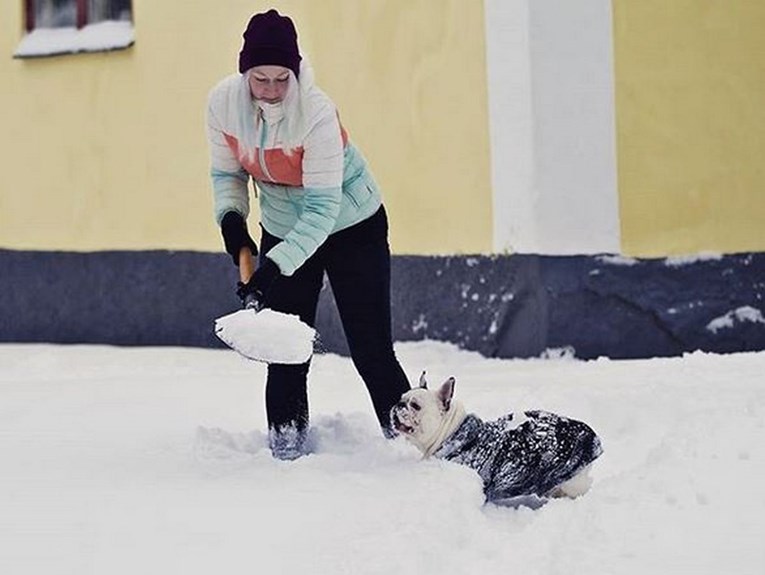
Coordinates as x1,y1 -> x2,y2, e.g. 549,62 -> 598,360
238,9 -> 302,78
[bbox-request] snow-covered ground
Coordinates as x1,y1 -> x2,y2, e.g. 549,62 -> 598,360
1,342 -> 764,575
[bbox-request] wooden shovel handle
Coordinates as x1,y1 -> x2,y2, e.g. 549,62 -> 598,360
238,246 -> 256,283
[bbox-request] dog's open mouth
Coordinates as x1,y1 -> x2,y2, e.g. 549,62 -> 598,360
391,413 -> 415,435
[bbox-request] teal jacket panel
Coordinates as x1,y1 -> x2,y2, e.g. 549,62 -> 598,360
258,142 -> 382,276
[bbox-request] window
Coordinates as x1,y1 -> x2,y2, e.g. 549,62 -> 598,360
15,0 -> 134,58
26,0 -> 132,30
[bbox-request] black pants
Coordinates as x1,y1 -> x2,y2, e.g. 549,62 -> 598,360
259,206 -> 411,435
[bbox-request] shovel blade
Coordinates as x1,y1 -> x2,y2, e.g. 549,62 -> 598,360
214,308 -> 315,364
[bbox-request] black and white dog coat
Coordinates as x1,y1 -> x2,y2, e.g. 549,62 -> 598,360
432,411 -> 603,502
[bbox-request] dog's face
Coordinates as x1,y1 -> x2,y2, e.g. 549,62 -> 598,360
390,372 -> 456,450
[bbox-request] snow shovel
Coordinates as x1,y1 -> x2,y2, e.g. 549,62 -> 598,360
214,247 -> 316,364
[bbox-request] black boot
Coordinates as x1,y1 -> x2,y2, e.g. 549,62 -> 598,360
268,424 -> 309,461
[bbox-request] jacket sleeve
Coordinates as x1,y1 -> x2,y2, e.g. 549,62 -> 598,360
265,104 -> 344,276
206,85 -> 251,225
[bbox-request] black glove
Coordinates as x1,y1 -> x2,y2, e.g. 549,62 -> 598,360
220,211 -> 258,266
235,258 -> 280,310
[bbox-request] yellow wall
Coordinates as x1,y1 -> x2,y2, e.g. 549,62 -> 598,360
0,1 -> 493,254
5,1 -> 765,259
613,1 -> 765,256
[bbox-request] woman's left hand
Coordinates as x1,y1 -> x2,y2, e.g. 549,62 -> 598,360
236,258 -> 281,310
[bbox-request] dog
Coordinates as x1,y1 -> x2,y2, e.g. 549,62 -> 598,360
390,373 -> 603,504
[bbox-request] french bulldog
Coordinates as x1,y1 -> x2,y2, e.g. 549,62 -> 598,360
390,373 -> 603,504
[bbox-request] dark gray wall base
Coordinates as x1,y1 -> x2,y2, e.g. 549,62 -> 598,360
1,249 -> 763,360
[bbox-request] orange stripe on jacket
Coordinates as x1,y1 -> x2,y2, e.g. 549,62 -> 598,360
223,120 -> 349,187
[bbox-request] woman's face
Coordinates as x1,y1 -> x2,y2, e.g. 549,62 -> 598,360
247,65 -> 291,104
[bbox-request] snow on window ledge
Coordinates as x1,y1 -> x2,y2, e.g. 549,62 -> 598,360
13,21 -> 134,59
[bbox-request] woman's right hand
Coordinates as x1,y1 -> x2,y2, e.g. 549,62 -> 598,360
220,211 -> 258,266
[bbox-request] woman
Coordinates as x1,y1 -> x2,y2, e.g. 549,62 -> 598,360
206,9 -> 411,459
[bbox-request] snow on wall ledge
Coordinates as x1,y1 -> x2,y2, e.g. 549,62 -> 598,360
0,250 -> 763,360
13,22 -> 134,58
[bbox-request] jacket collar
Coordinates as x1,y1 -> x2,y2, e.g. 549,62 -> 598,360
431,414 -> 483,460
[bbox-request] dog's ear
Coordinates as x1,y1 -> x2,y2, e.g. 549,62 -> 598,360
437,377 -> 456,411
418,371 -> 428,389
